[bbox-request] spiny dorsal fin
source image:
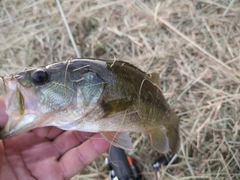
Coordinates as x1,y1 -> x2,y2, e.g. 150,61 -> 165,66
148,73 -> 160,85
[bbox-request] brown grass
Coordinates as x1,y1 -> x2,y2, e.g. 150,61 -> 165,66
0,0 -> 240,179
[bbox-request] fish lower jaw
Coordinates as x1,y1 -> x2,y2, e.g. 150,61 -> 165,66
0,121 -> 10,139
0,114 -> 39,139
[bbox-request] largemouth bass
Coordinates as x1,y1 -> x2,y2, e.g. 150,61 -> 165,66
0,59 -> 180,153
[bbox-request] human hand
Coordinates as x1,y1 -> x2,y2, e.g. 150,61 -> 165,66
0,99 -> 110,180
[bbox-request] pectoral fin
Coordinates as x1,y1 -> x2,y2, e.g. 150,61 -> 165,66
100,99 -> 136,117
101,131 -> 134,150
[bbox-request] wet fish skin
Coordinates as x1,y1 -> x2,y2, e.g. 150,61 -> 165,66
0,59 -> 180,153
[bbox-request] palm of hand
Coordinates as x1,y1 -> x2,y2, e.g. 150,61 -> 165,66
0,127 -> 110,180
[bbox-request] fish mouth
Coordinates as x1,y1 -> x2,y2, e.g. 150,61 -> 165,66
0,122 -> 10,138
0,114 -> 38,139
0,76 -> 37,139
16,87 -> 25,116
0,76 -> 11,138
0,76 -> 8,96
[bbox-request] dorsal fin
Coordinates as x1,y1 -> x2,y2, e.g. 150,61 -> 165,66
148,73 -> 160,85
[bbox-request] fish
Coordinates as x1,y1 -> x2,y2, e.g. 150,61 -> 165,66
0,59 -> 180,153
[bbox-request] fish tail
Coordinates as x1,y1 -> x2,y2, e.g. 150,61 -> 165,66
148,111 -> 180,153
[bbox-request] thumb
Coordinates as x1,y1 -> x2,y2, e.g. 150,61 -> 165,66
0,141 -> 4,178
0,99 -> 8,129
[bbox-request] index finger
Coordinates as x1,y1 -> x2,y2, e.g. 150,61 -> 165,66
59,133 -> 110,179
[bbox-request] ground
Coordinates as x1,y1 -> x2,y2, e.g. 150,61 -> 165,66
0,0 -> 239,179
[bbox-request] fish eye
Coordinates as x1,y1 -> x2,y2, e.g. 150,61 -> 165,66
30,69 -> 49,86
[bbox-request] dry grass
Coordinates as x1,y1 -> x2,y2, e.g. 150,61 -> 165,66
1,0 -> 240,179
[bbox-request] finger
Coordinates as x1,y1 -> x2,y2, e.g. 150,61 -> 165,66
0,98 -> 8,128
59,133 -> 110,179
52,131 -> 95,156
0,141 -> 3,171
32,127 -> 64,140
0,141 -> 18,180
